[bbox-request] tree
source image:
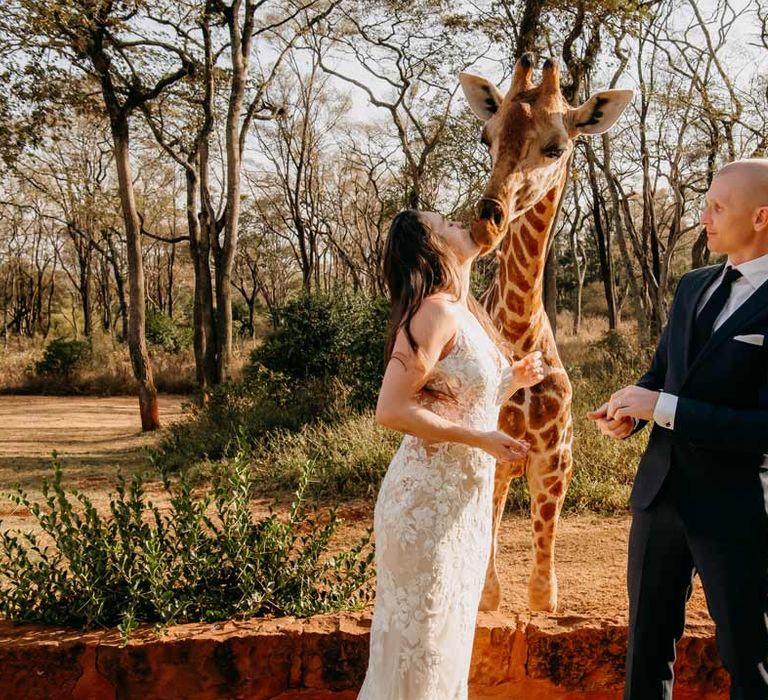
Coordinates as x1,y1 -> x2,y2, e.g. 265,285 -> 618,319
2,0 -> 195,429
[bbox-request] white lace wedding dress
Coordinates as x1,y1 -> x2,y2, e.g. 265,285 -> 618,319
358,307 -> 509,700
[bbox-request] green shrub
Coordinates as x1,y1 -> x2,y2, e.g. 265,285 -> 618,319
34,338 -> 92,384
151,369 -> 352,474
0,453 -> 374,635
152,293 -> 390,474
145,307 -> 191,354
250,293 -> 389,410
579,329 -> 652,380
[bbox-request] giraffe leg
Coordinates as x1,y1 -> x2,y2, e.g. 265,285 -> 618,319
479,460 -> 524,611
525,445 -> 573,613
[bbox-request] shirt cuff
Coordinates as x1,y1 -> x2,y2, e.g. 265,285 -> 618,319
653,391 -> 678,430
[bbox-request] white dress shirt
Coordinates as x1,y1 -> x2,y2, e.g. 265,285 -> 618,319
652,252 -> 768,466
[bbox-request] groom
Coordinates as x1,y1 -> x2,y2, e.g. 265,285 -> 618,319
589,158 -> 768,699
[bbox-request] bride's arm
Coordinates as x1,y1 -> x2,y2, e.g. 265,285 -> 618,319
375,299 -> 527,462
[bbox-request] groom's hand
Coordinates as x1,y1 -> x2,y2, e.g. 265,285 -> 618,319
606,385 -> 660,422
587,402 -> 635,439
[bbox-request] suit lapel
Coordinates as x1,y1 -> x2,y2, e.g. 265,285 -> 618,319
684,274 -> 768,383
681,264 -> 724,372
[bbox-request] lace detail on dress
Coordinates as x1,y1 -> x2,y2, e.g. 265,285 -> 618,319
358,309 -> 511,700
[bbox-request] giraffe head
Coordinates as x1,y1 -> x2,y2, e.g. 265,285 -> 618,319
460,53 -> 632,252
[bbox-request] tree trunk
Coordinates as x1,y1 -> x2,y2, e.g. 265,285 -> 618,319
111,117 -> 160,430
543,246 -> 558,338
585,143 -> 617,330
105,228 -> 129,342
217,8 -> 249,384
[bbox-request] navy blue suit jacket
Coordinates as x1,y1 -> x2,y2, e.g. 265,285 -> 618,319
629,263 -> 768,511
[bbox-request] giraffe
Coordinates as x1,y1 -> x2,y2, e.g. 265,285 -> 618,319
459,53 -> 633,612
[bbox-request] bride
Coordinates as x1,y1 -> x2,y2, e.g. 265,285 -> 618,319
357,209 -> 545,699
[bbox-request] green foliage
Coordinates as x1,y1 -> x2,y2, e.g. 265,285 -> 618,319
250,293 -> 389,410
250,412 -> 401,499
145,307 -> 191,354
579,329 -> 653,380
34,337 -> 92,384
153,293 -> 391,474
0,453 -> 374,634
151,368 -> 351,474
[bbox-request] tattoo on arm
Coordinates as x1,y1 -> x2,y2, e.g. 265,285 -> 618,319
390,352 -> 408,371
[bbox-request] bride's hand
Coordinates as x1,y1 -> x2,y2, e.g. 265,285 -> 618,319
496,351 -> 547,405
476,430 -> 530,462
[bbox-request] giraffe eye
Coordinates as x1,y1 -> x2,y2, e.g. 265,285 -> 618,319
543,145 -> 565,159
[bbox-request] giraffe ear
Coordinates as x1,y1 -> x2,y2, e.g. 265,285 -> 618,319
567,89 -> 634,136
459,72 -> 504,122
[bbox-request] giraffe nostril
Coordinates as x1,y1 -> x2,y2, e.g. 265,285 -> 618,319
477,199 -> 504,227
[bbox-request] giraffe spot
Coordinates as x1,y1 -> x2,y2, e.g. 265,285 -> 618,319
511,390 -> 526,406
536,537 -> 546,549
545,187 -> 557,203
515,276 -> 532,293
501,405 -> 526,438
540,425 -> 559,450
545,454 -> 562,473
533,519 -> 543,533
521,335 -> 534,352
549,481 -> 563,498
536,493 -> 547,505
540,502 -> 556,521
520,223 -> 540,257
511,235 -> 527,265
504,289 -> 525,317
528,391 -> 560,430
525,209 -> 547,233
506,320 -> 530,338
542,475 -> 558,488
534,200 -> 547,215
539,372 -> 572,402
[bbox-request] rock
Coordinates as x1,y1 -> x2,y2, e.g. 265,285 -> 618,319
0,613 -> 728,699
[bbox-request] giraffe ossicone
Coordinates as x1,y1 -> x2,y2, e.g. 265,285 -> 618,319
459,56 -> 633,613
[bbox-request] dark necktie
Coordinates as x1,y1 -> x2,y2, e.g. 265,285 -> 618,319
689,266 -> 742,361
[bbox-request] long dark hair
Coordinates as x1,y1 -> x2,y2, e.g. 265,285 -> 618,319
382,209 -> 512,376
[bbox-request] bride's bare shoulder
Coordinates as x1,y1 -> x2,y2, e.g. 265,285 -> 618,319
400,295 -> 459,347
416,295 -> 461,323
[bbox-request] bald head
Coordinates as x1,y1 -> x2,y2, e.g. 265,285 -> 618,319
714,159 -> 768,210
702,158 -> 768,263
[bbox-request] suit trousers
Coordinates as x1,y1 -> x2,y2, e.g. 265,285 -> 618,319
624,455 -> 768,700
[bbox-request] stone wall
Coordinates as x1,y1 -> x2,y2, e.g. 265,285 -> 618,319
0,612 -> 728,699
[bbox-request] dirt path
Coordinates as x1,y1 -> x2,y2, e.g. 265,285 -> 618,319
331,501 -> 713,629
0,395 -> 712,630
0,394 -> 190,528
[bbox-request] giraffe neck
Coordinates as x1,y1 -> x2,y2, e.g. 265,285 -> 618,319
486,170 -> 568,357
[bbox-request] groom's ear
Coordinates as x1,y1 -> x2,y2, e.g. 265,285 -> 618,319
754,206 -> 768,233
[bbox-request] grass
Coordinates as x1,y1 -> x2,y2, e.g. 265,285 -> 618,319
0,332 -> 254,396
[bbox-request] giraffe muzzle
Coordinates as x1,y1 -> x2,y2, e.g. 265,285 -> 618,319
475,197 -> 505,227
471,197 -> 507,252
